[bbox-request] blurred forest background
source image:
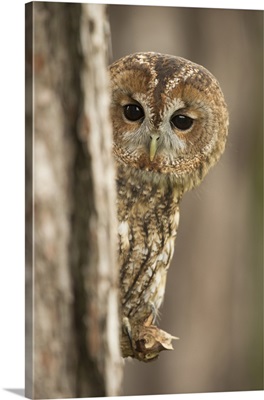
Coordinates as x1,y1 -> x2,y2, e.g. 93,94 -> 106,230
108,4 -> 263,396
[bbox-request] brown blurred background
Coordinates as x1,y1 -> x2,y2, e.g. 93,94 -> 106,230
108,5 -> 263,396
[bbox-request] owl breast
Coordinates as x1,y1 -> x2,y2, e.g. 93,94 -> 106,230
117,163 -> 181,324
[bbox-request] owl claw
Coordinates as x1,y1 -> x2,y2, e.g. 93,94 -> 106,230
150,302 -> 160,323
142,303 -> 160,327
122,317 -> 133,348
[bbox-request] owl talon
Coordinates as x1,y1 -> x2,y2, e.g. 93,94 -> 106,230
150,302 -> 160,323
143,302 -> 160,327
122,317 -> 133,349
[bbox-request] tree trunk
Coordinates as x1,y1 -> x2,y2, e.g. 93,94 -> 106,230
25,2 -> 122,398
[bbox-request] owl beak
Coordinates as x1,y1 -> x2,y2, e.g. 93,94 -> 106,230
149,134 -> 160,162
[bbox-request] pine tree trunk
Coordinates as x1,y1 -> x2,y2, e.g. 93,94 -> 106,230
25,3 -> 122,398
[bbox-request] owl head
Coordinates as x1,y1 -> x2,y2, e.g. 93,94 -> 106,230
109,52 -> 229,192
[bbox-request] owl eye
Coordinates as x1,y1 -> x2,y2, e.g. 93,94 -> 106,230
171,114 -> 193,131
123,104 -> 144,122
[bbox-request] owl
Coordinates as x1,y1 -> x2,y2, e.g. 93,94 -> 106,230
109,52 -> 229,362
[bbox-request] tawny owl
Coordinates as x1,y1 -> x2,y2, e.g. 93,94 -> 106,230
109,52 -> 229,361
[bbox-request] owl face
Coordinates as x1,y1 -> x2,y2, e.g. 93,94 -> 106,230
109,52 -> 228,191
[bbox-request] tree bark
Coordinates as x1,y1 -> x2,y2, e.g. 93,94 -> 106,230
25,2 -> 122,398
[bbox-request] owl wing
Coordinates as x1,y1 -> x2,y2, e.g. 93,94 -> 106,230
118,201 -> 180,323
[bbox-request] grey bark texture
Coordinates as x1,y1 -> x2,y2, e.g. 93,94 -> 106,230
25,2 -> 122,398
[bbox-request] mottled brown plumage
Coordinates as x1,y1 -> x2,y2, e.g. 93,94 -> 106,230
109,52 -> 229,361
